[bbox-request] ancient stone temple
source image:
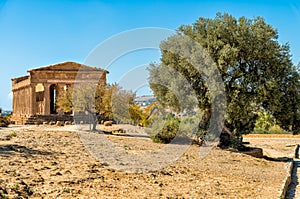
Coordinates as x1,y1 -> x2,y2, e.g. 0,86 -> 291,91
11,61 -> 108,125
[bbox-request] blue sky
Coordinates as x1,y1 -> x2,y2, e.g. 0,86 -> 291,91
0,0 -> 300,110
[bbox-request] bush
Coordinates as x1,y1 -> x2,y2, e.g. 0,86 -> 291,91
6,132 -> 17,139
148,113 -> 207,144
252,110 -> 290,134
255,110 -> 274,130
253,125 -> 289,134
150,115 -> 180,144
268,125 -> 288,134
0,116 -> 10,127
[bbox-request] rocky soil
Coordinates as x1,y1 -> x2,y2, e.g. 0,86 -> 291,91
0,125 -> 298,198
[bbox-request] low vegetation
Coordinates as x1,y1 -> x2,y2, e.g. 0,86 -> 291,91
148,114 -> 203,144
129,102 -> 156,127
253,110 -> 290,134
0,116 -> 10,127
150,115 -> 180,143
6,132 -> 17,139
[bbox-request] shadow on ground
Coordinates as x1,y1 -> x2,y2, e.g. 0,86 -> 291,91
262,156 -> 293,162
285,160 -> 300,199
0,144 -> 53,156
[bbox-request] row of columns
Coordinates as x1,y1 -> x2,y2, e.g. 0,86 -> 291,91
14,82 -> 71,117
29,83 -> 64,116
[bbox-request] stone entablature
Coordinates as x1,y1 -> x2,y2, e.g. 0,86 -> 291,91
11,61 -> 108,125
11,76 -> 31,91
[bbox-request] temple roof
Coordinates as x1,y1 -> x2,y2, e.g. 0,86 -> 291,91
11,75 -> 29,83
27,61 -> 109,73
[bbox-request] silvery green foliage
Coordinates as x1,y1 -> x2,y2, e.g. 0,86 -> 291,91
149,13 -> 300,136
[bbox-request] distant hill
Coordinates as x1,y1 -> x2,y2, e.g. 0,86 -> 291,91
133,95 -> 155,107
1,110 -> 12,117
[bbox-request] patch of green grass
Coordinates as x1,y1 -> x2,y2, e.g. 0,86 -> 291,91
0,193 -> 8,199
12,184 -> 19,192
63,187 -> 72,193
6,132 -> 17,139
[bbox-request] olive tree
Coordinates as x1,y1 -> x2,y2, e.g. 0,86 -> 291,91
148,13 -> 300,145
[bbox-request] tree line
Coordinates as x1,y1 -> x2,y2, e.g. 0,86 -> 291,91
57,13 -> 300,147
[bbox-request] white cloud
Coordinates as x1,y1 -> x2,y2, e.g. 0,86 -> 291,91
8,92 -> 12,100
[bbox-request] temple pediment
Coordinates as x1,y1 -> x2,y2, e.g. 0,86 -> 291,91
28,61 -> 108,73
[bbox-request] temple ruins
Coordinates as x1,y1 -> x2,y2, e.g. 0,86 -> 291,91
11,61 -> 108,125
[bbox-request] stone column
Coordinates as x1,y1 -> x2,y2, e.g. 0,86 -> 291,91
29,84 -> 36,116
12,91 -> 16,114
44,84 -> 51,115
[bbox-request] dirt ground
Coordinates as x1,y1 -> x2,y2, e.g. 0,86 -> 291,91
0,125 -> 299,198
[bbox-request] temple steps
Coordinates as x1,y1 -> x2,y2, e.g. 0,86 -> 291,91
24,113 -> 103,125
24,115 -> 74,125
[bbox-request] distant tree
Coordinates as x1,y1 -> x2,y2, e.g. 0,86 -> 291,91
0,117 -> 9,127
57,83 -> 135,130
57,82 -> 106,131
139,102 -> 158,127
267,64 -> 300,134
129,104 -> 143,125
128,102 -> 157,126
0,107 -> 10,127
56,88 -> 73,113
148,13 -> 300,146
111,85 -> 135,123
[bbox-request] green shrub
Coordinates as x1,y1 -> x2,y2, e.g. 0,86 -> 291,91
0,116 -> 10,127
150,115 -> 180,144
255,110 -> 274,130
253,110 -> 290,134
253,125 -> 289,134
0,193 -> 8,199
268,125 -> 288,134
6,132 -> 17,139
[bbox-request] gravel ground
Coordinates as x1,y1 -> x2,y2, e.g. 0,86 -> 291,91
0,125 -> 297,198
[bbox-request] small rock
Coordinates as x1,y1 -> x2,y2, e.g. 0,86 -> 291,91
56,121 -> 63,126
65,121 -> 71,125
104,121 -> 112,126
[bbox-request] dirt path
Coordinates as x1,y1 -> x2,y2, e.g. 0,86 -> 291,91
0,126 -> 298,198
